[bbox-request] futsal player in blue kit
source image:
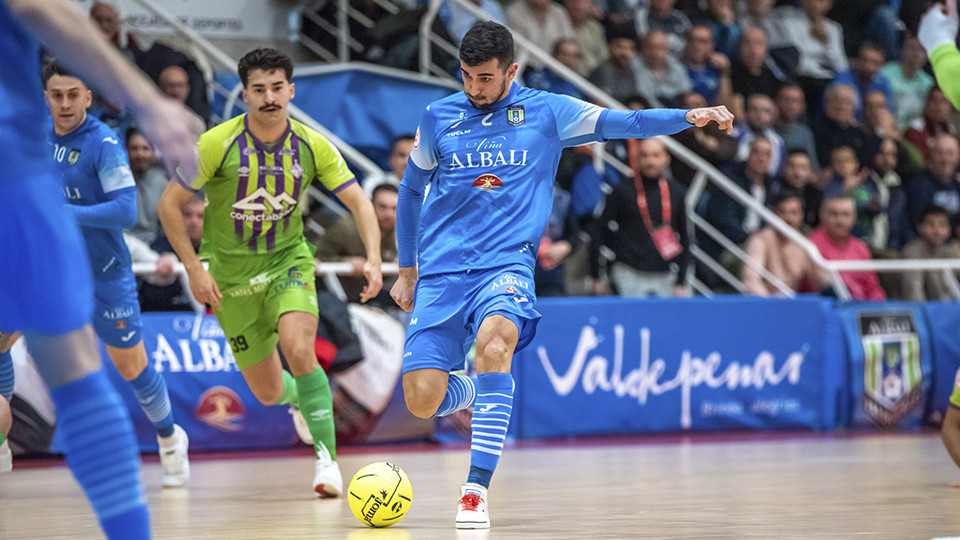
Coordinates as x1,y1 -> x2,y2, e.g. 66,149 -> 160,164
43,62 -> 190,487
0,0 -> 202,537
391,21 -> 734,529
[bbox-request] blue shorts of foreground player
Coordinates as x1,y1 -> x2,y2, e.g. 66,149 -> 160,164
0,175 -> 93,334
402,264 -> 541,374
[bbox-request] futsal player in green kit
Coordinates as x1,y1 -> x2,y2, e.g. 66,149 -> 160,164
158,48 -> 383,497
919,0 -> 960,476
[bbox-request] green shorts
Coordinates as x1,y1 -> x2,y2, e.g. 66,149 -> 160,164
213,254 -> 318,369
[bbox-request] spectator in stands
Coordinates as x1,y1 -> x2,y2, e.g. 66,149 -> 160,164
904,87 -> 958,167
90,2 -> 140,61
808,195 -> 886,300
775,85 -> 819,173
440,0 -> 506,45
769,149 -> 822,230
738,0 -> 777,37
868,136 -> 909,252
815,84 -> 873,169
881,35 -> 935,130
729,27 -> 785,118
827,0 -> 899,61
774,0 -> 848,114
701,137 -> 775,260
535,182 -> 581,297
313,183 -> 399,306
386,134 -> 415,186
588,23 -> 641,103
900,205 -> 960,302
564,0 -> 607,77
126,128 -> 168,245
633,0 -> 691,58
525,38 -> 587,100
907,134 -> 960,234
824,146 -> 884,244
633,30 -> 692,107
670,91 -> 738,186
139,193 -> 204,312
861,90 -> 901,141
732,93 -> 784,176
158,65 -> 209,126
682,24 -> 732,106
506,0 -> 574,68
693,0 -> 741,59
742,192 -> 826,296
831,41 -> 895,122
590,138 -> 689,297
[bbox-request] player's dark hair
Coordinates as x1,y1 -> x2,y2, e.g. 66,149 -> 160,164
372,183 -> 399,200
460,21 -> 514,70
42,61 -> 80,87
238,48 -> 294,87
920,204 -> 950,223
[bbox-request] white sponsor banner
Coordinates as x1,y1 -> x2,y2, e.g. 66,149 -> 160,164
76,0 -> 293,40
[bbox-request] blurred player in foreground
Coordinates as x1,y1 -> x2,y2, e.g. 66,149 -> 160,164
0,0 -> 202,538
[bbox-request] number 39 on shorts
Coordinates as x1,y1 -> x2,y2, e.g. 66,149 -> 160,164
229,335 -> 249,353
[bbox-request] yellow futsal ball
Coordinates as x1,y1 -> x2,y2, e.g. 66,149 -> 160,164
347,462 -> 413,528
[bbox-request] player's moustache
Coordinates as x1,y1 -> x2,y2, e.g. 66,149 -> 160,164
260,104 -> 280,111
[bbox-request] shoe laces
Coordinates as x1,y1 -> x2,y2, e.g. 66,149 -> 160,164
458,493 -> 484,511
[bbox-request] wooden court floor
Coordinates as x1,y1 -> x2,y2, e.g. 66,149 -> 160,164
1,432 -> 958,539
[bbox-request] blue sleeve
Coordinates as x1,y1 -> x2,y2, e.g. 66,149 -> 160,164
69,186 -> 137,229
595,108 -> 693,141
96,132 -> 136,194
543,92 -> 692,146
397,106 -> 439,268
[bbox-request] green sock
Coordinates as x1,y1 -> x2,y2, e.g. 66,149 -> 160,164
295,368 -> 336,461
0,430 -> 6,446
277,370 -> 299,406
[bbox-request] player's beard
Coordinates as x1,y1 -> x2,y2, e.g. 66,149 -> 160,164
467,79 -> 508,110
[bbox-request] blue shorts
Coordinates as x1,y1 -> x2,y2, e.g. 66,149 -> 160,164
402,264 -> 541,374
92,273 -> 143,348
0,175 -> 93,335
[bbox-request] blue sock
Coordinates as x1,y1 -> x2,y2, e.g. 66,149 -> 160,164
0,350 -> 14,402
130,364 -> 175,438
466,372 -> 514,489
50,370 -> 150,540
433,374 -> 477,417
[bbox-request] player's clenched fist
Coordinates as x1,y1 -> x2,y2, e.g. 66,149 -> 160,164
391,268 -> 418,312
186,266 -> 222,311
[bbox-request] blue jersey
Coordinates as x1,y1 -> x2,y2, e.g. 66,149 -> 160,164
52,116 -> 137,282
0,2 -> 94,334
399,83 -> 693,277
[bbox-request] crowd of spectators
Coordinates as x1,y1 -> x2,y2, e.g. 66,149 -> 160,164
91,0 -> 960,309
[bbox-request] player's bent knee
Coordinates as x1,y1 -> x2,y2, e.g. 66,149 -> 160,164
250,386 -> 283,406
402,375 -> 444,418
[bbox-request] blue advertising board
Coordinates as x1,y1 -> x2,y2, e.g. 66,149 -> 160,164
510,296 -> 846,439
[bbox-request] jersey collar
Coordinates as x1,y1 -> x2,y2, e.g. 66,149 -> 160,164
242,114 -> 292,153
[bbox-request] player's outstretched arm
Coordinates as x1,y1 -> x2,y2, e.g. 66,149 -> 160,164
335,183 -> 383,303
685,106 -> 735,135
158,180 -> 222,310
945,406 -> 960,472
921,1 -> 960,109
7,0 -> 203,181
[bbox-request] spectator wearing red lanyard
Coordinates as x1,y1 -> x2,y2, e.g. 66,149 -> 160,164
589,138 -> 690,298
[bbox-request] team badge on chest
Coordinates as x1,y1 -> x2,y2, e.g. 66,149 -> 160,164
506,105 -> 524,126
67,149 -> 81,166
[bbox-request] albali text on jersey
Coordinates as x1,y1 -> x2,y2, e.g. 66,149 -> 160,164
398,82 -> 694,277
175,114 -> 355,280
52,115 -> 137,281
